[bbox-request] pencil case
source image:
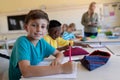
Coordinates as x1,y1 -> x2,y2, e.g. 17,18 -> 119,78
63,47 -> 89,56
80,50 -> 111,71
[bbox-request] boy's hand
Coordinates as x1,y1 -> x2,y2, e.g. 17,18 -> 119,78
50,59 -> 61,66
61,61 -> 73,74
62,45 -> 69,50
57,45 -> 69,51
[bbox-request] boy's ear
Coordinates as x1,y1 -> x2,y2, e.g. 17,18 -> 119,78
54,29 -> 58,34
24,24 -> 28,32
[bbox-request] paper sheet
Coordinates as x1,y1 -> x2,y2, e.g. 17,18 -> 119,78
21,58 -> 77,79
39,63 -> 77,78
106,45 -> 120,56
90,44 -> 105,48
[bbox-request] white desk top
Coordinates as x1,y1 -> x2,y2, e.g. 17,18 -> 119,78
0,39 -> 16,50
106,45 -> 120,56
84,37 -> 100,43
0,49 -> 8,55
20,56 -> 120,80
0,39 -> 16,44
20,47 -> 116,80
84,36 -> 120,43
77,56 -> 120,80
0,40 -> 7,45
99,37 -> 120,42
20,58 -> 78,80
83,47 -> 113,55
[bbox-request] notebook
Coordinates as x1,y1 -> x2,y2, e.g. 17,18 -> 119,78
20,58 -> 77,80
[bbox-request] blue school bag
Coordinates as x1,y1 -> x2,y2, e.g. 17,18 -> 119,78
80,50 -> 111,71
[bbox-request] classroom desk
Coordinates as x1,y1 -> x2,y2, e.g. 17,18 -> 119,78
0,40 -> 6,48
20,56 -> 120,80
0,39 -> 16,51
0,39 -> 16,56
20,47 -> 119,80
83,36 -> 120,45
83,37 -> 100,44
77,56 -> 120,80
100,37 -> 120,45
106,45 -> 120,56
83,47 -> 113,55
0,49 -> 8,55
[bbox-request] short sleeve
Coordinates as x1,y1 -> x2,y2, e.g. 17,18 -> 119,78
71,33 -> 76,39
43,35 -> 51,44
15,38 -> 30,62
10,36 -> 31,68
57,37 -> 70,47
62,32 -> 68,40
42,39 -> 56,57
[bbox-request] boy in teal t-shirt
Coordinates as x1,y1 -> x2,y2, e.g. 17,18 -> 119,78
9,10 -> 73,80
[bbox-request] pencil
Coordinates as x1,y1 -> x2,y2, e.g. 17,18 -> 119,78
69,43 -> 72,61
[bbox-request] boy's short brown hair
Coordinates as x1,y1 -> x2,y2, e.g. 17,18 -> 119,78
24,9 -> 49,24
69,23 -> 75,28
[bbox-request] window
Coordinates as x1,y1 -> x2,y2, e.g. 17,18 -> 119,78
7,14 -> 26,31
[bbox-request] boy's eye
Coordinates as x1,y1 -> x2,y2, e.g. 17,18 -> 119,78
31,24 -> 37,27
41,26 -> 45,29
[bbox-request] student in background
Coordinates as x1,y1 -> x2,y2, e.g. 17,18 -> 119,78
81,2 -> 98,37
69,23 -> 76,31
9,10 -> 73,80
61,23 -> 68,36
44,20 -> 91,51
62,23 -> 76,40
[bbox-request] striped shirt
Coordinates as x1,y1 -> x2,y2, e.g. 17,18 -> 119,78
62,31 -> 76,40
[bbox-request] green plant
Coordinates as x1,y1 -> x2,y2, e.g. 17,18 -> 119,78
104,31 -> 113,36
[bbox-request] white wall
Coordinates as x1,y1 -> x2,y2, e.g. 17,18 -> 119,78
0,3 -> 120,39
102,3 -> 120,28
0,4 -> 103,33
48,4 -> 103,30
0,16 -> 8,33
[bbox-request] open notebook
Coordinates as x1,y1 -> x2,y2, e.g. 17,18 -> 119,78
20,58 -> 77,80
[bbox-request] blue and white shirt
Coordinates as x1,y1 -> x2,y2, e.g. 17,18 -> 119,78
62,31 -> 76,40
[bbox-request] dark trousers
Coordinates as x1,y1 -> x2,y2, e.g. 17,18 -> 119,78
84,32 -> 98,37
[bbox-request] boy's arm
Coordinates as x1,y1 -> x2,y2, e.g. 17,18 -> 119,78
57,37 -> 73,51
73,41 -> 92,48
57,45 -> 69,51
51,50 -> 64,66
19,60 -> 73,78
19,60 -> 61,77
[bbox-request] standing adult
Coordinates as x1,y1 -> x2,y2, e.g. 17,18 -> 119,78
81,2 -> 98,37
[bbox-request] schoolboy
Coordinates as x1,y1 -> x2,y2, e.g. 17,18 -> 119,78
44,20 -> 91,51
9,10 -> 73,80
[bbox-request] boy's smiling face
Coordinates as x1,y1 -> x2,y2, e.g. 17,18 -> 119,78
67,27 -> 75,33
49,27 -> 61,40
25,19 -> 48,40
54,27 -> 61,39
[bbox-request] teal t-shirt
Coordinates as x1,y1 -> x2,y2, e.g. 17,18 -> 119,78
9,36 -> 55,80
